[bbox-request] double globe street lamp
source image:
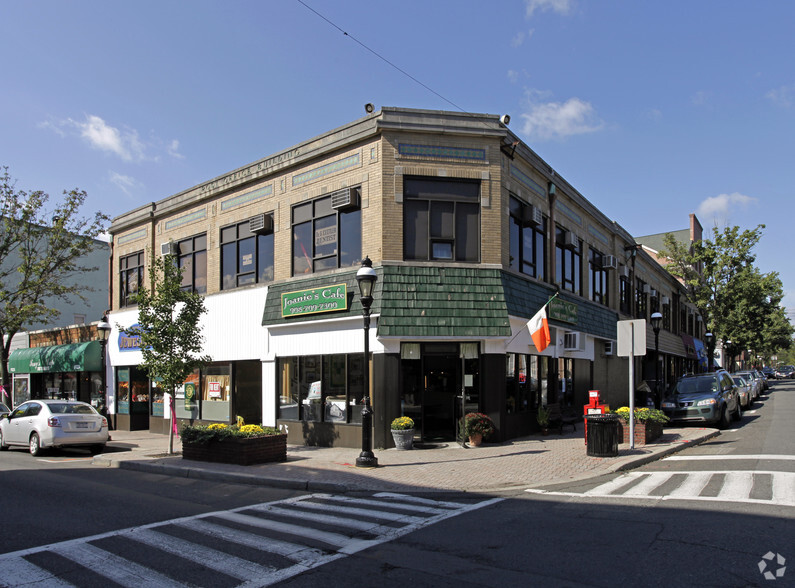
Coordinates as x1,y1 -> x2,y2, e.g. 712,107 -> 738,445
650,312 -> 662,408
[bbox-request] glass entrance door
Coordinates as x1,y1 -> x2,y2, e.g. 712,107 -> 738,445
422,353 -> 459,441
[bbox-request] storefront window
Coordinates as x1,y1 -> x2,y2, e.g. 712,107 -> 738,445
277,353 -> 366,424
13,377 -> 29,406
201,364 -> 231,421
506,354 -> 542,414
175,370 -> 200,420
117,368 -> 130,414
508,196 -> 546,279
151,379 -> 165,417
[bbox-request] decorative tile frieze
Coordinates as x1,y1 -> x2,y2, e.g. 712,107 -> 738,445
221,185 -> 273,212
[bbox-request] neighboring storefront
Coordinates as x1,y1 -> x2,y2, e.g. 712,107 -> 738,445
7,331 -> 106,410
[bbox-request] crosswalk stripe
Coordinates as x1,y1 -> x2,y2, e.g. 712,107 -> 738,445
174,518 -> 326,563
667,472 -> 713,498
531,471 -> 795,507
772,472 -> 795,505
217,511 -> 364,547
127,527 -> 276,581
257,503 -> 391,532
0,557 -> 74,587
262,500 -> 427,524
717,472 -> 754,500
52,541 -> 185,588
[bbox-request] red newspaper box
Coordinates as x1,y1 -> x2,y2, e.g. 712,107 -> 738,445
584,390 -> 607,443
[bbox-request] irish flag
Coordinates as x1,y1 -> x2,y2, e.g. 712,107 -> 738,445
528,306 -> 551,352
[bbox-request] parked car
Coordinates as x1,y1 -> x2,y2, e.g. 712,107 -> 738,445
661,370 -> 741,429
735,371 -> 762,401
775,365 -> 795,379
761,366 -> 775,380
0,402 -> 9,417
732,375 -> 753,409
754,369 -> 770,391
0,400 -> 109,456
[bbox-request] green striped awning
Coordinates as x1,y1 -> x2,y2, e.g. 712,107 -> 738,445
8,341 -> 103,374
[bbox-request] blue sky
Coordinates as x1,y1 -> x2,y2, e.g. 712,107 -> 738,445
2,0 -> 793,318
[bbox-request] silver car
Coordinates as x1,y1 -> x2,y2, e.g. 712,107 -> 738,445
0,400 -> 109,456
732,376 -> 752,409
735,371 -> 761,401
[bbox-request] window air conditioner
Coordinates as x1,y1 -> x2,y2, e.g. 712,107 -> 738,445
561,231 -> 578,250
601,255 -> 618,269
249,213 -> 273,235
330,187 -> 360,211
604,340 -> 615,356
620,265 -> 631,279
521,203 -> 543,227
643,284 -> 652,294
563,331 -> 584,351
661,295 -> 670,305
160,242 -> 175,256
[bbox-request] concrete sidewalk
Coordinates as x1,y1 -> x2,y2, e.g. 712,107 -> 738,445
92,426 -> 719,495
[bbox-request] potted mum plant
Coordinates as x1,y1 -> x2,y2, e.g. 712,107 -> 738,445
390,416 -> 415,450
460,412 -> 495,446
611,407 -> 670,445
536,404 -> 550,435
181,422 -> 287,465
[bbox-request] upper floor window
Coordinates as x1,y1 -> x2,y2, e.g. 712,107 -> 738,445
221,216 -> 274,290
403,177 -> 480,262
177,234 -> 207,294
555,227 -> 581,295
292,190 -> 361,276
509,196 -> 546,279
588,248 -> 609,306
662,300 -> 671,330
619,275 -> 631,314
119,251 -> 144,308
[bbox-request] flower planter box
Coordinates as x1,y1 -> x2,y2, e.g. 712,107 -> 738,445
618,420 -> 663,445
182,434 -> 287,466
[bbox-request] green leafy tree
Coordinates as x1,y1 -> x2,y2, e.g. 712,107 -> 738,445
0,167 -> 109,395
661,224 -> 792,362
125,251 -> 210,454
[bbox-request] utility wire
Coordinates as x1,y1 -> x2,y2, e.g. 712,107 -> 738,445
296,0 -> 468,114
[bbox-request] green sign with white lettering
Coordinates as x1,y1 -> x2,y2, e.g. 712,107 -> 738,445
281,284 -> 348,318
549,298 -> 578,324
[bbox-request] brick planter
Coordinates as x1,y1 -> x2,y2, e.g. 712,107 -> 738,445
618,420 -> 663,445
182,434 -> 287,466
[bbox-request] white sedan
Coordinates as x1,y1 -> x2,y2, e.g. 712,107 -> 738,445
0,400 -> 109,456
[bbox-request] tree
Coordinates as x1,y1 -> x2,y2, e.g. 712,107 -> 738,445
661,224 -> 793,363
0,167 -> 109,396
125,251 -> 210,454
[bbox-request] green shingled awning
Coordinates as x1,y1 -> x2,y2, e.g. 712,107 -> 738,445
8,341 -> 103,374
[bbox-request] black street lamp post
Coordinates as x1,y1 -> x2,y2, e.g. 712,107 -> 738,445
355,257 -> 378,469
97,316 -> 112,428
704,332 -> 714,372
650,312 -> 662,408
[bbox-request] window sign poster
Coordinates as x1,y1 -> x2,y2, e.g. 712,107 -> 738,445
209,381 -> 222,399
315,225 -> 337,247
242,253 -> 253,267
184,382 -> 197,409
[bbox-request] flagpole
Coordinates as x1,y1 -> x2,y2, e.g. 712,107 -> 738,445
505,292 -> 560,347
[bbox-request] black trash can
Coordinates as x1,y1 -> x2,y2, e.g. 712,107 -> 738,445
585,414 -> 619,457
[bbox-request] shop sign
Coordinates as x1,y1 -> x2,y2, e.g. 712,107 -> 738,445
282,284 -> 348,317
118,324 -> 142,352
549,299 -> 578,324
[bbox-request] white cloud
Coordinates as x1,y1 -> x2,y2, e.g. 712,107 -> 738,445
766,84 -> 795,107
696,192 -> 757,226
39,114 -> 182,163
109,171 -> 140,196
74,115 -> 144,162
167,139 -> 185,160
519,92 -> 604,140
525,0 -> 573,18
507,70 -> 519,83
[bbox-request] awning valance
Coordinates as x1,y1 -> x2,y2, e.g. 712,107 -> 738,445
9,341 -> 103,374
